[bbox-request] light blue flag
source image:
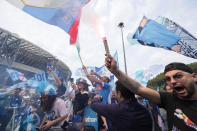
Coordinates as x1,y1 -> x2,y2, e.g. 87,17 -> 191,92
134,70 -> 147,86
156,16 -> 197,59
132,16 -> 197,59
113,50 -> 119,68
133,17 -> 181,48
6,68 -> 27,82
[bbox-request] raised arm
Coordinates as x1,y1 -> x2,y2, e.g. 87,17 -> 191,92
47,66 -> 62,87
82,65 -> 103,85
105,55 -> 161,104
91,71 -> 103,80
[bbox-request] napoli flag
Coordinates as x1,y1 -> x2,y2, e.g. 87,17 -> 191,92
6,68 -> 27,82
132,16 -> 197,59
6,0 -> 90,44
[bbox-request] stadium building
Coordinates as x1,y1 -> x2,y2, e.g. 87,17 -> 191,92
0,27 -> 72,87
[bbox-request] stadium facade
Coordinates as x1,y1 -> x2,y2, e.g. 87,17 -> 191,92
0,27 -> 72,87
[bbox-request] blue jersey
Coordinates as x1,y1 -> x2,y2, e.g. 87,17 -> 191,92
84,105 -> 98,131
94,82 -> 110,104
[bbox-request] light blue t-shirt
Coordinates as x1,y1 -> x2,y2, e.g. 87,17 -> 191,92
94,82 -> 110,104
84,105 -> 98,131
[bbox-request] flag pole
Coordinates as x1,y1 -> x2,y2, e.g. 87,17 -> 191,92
118,22 -> 128,74
78,53 -> 84,65
75,45 -> 84,65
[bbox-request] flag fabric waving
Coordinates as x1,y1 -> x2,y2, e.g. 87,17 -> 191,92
113,50 -> 119,68
131,16 -> 197,59
75,51 -> 119,78
156,16 -> 197,59
133,16 -> 181,48
6,68 -> 27,82
6,0 -> 90,45
134,64 -> 164,86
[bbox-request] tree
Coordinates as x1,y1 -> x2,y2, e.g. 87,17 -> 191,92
188,62 -> 197,73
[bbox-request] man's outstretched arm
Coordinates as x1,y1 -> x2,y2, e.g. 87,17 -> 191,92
105,55 -> 161,104
82,65 -> 102,85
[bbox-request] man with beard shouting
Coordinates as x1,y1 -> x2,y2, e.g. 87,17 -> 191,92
105,55 -> 197,131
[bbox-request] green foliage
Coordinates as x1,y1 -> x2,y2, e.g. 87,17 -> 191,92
188,62 -> 197,73
147,72 -> 165,91
147,62 -> 197,91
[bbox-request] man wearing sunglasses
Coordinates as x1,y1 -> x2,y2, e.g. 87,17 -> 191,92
105,55 -> 197,131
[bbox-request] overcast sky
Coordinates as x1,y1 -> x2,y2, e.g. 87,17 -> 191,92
0,0 -> 196,79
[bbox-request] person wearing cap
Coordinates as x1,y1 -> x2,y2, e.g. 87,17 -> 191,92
70,78 -> 89,130
38,82 -> 68,131
105,55 -> 197,131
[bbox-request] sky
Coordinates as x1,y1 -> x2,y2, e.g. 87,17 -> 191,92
0,0 -> 197,80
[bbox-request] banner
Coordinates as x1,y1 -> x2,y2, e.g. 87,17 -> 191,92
156,16 -> 197,59
1,71 -> 47,95
6,68 -> 27,82
131,16 -> 197,59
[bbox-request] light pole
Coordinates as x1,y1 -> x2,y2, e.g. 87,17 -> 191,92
118,22 -> 127,74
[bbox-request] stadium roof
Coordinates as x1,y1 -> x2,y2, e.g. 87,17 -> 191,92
0,27 -> 71,80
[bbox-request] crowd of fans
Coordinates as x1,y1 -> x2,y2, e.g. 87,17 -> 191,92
0,55 -> 197,131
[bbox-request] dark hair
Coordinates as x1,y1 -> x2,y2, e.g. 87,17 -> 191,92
77,82 -> 89,92
115,80 -> 135,99
40,95 -> 57,112
83,83 -> 89,92
84,126 -> 95,131
164,62 -> 193,74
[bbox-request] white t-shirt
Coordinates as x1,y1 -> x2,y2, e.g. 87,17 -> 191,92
45,97 -> 67,128
64,99 -> 73,121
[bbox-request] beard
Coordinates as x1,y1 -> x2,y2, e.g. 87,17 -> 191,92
183,86 -> 195,99
184,79 -> 196,99
174,81 -> 196,99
